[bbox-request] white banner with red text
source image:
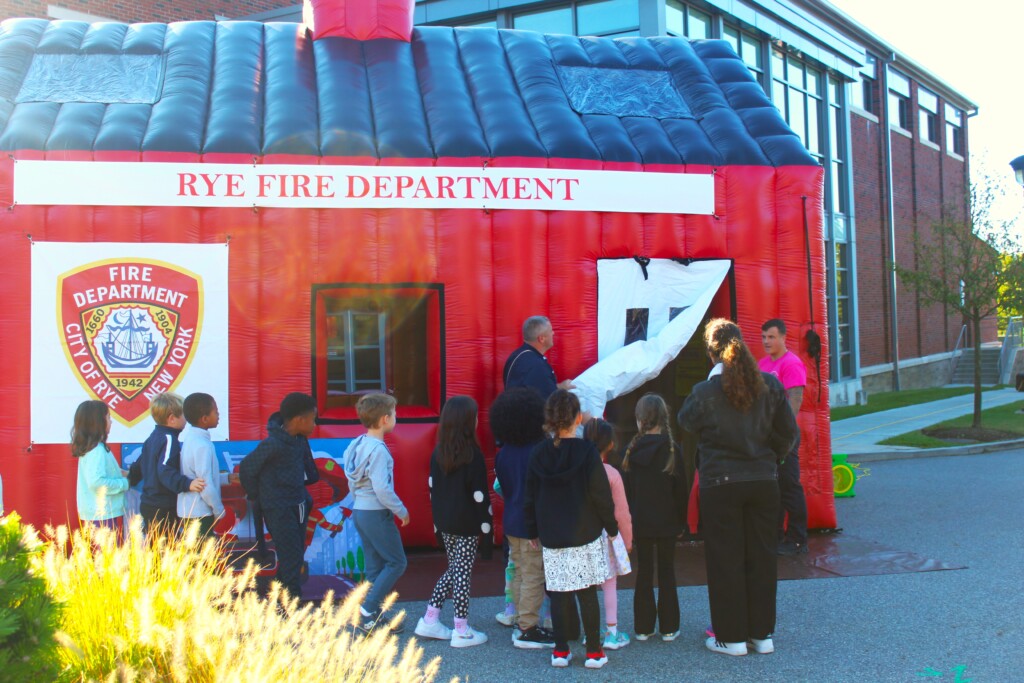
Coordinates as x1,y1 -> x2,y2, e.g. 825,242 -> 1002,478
13,160 -> 715,214
31,242 -> 230,444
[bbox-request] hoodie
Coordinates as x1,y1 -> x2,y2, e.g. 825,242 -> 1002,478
343,434 -> 407,519
619,434 -> 687,538
524,437 -> 618,549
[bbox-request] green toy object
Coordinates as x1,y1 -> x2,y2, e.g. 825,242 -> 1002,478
831,454 -> 865,498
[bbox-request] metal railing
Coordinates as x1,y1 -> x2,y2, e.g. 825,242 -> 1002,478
998,316 -> 1023,383
949,324 -> 968,384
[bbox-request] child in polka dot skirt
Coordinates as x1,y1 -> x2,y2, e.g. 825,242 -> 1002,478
414,395 -> 493,648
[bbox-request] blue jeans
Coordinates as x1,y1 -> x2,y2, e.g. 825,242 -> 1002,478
353,508 -> 408,613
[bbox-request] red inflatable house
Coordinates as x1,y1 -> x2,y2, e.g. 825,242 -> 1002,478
0,0 -> 835,545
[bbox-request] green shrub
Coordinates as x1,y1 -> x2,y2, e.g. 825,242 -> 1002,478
0,513 -> 61,682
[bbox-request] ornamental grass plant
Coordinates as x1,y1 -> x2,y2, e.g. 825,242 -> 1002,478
37,517 -> 446,682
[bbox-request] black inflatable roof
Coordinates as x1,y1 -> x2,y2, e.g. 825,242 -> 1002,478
0,19 -> 815,166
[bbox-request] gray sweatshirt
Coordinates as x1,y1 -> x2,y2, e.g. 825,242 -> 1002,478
343,434 -> 407,518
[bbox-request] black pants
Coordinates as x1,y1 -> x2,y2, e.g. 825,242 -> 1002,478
701,480 -> 779,643
139,503 -> 179,536
778,445 -> 808,545
634,536 -> 679,635
263,503 -> 306,601
549,586 -> 601,653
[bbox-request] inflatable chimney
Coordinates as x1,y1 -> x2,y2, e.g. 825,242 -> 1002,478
303,0 -> 415,42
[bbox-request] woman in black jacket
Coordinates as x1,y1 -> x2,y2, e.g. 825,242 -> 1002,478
525,390 -> 618,670
619,393 -> 687,642
413,396 -> 492,648
679,319 -> 798,657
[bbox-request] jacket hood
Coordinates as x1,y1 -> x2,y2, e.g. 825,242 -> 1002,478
625,434 -> 673,469
530,438 -> 593,482
344,435 -> 381,481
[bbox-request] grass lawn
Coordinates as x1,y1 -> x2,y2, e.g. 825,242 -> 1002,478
830,385 -> 1004,421
879,400 -> 1024,448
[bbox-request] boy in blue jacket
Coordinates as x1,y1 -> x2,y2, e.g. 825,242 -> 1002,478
131,392 -> 205,535
239,392 -> 318,601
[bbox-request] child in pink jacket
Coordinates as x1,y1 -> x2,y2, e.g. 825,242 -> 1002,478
584,418 -> 633,650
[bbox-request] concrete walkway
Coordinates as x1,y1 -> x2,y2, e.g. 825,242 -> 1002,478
830,387 -> 1023,455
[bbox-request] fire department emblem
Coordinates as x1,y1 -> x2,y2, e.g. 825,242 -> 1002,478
58,259 -> 203,426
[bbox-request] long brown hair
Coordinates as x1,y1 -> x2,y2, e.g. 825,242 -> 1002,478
621,393 -> 676,474
543,390 -> 580,446
70,400 -> 109,458
436,395 -> 479,473
704,318 -> 765,412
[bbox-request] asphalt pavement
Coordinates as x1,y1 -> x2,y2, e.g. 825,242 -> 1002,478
394,447 -> 1024,682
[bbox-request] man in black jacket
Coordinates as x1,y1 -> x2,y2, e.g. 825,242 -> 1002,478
503,316 -> 576,399
240,392 -> 318,600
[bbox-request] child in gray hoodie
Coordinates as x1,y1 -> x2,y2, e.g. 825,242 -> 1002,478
344,393 -> 409,633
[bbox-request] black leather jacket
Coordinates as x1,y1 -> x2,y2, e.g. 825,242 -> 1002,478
678,372 -> 798,489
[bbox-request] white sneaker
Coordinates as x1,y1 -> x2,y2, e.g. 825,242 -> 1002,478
705,637 -> 747,656
661,631 -> 679,642
634,632 -> 654,641
747,637 -> 774,654
551,651 -> 572,668
495,610 -> 516,627
584,652 -> 608,669
451,626 -> 488,648
414,617 -> 452,640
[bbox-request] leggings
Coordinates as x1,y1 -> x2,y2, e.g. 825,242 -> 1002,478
550,586 -> 601,653
428,533 -> 478,619
601,576 -> 618,624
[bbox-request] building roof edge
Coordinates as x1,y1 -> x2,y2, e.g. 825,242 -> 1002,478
793,0 -> 977,112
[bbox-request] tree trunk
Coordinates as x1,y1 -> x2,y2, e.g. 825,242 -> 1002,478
973,315 -> 982,429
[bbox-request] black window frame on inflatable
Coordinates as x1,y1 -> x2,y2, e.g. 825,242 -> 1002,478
311,282 -> 446,425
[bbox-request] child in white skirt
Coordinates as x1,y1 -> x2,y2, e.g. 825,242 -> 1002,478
524,390 -> 619,670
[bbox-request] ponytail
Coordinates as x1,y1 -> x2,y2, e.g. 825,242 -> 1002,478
705,319 -> 765,412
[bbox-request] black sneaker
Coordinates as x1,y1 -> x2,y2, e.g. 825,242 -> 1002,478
514,625 -> 556,649
777,540 -> 809,556
357,611 -> 405,635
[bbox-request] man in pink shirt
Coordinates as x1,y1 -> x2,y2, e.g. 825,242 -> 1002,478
759,319 -> 808,555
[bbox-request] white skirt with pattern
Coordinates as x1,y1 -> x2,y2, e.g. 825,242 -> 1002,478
542,535 -> 610,592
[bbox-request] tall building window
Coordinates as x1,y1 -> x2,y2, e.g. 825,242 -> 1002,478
723,24 -> 763,84
514,5 -> 573,34
578,0 -> 640,36
918,88 -> 939,145
827,76 -> 853,379
945,104 -> 964,156
850,53 -> 876,115
771,50 -> 823,164
666,1 -> 710,39
514,0 -> 641,37
888,69 -> 911,131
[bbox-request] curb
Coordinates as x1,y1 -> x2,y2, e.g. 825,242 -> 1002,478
845,437 -> 1024,463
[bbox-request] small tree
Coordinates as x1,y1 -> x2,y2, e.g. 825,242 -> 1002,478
895,177 -> 1022,428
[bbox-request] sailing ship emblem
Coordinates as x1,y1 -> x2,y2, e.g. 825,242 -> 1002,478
58,259 -> 203,426
100,309 -> 161,370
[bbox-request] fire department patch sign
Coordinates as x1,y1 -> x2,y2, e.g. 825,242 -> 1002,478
32,243 -> 229,443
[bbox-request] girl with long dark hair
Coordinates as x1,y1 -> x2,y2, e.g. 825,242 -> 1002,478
414,395 -> 492,648
679,319 -> 798,657
71,400 -> 128,532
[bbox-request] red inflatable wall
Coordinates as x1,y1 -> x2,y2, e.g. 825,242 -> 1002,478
0,154 -> 833,543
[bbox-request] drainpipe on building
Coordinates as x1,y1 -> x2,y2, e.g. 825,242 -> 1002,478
880,53 -> 901,391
